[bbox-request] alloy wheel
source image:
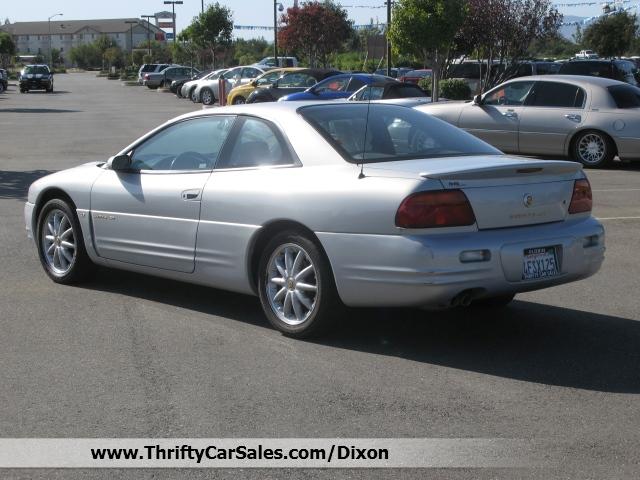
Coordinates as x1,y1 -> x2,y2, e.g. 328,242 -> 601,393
41,209 -> 76,276
577,133 -> 606,165
265,243 -> 318,326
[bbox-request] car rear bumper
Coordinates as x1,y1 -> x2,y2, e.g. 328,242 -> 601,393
20,79 -> 52,90
318,216 -> 605,308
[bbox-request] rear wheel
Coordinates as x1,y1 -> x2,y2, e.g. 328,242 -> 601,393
572,130 -> 615,168
201,87 -> 215,105
36,199 -> 94,284
0,82 -> 5,94
258,231 -> 342,338
232,96 -> 245,105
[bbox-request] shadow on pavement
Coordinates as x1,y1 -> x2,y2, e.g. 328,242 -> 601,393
83,268 -> 640,394
0,170 -> 56,200
0,107 -> 79,113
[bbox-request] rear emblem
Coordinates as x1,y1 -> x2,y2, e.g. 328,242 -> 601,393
523,194 -> 534,208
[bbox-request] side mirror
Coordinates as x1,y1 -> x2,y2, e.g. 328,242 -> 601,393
250,79 -> 257,87
108,154 -> 132,171
473,94 -> 482,105
270,81 -> 278,88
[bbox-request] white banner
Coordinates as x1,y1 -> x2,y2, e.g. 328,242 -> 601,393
0,438 -> 538,468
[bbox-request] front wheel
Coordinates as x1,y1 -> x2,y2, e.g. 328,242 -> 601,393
201,87 -> 215,105
232,96 -> 245,105
572,130 -> 615,168
36,199 -> 94,284
258,231 -> 342,338
0,82 -> 5,94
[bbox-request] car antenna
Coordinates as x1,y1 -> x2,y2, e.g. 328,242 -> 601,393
358,85 -> 372,179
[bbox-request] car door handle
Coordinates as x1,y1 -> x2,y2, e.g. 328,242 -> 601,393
181,189 -> 201,201
564,114 -> 582,122
503,110 -> 518,118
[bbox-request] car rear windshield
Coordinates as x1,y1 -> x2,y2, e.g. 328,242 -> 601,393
299,104 -> 501,164
24,66 -> 49,74
608,84 -> 640,108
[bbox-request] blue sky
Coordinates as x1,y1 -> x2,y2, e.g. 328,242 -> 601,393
1,0 -> 614,40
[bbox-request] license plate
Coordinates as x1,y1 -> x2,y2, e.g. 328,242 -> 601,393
522,246 -> 560,280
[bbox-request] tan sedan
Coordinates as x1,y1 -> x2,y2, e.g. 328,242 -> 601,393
416,75 -> 640,167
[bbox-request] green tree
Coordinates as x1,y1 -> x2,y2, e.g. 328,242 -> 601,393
0,31 -> 16,67
388,0 -> 467,100
50,48 -> 63,67
232,38 -> 270,65
103,46 -> 124,68
69,43 -> 101,69
583,11 -> 638,57
183,2 -> 233,69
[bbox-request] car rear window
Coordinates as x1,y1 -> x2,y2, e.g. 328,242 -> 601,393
608,84 -> 640,108
141,65 -> 157,72
299,104 -> 501,164
24,66 -> 49,75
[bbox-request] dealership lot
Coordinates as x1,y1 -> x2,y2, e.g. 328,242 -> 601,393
1,73 -> 639,478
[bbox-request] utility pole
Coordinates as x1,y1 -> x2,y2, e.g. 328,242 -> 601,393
386,0 -> 392,77
141,15 -> 154,58
163,0 -> 183,43
274,2 -> 283,67
125,20 -> 138,65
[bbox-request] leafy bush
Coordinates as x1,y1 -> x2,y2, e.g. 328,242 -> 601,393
417,77 -> 431,94
438,78 -> 471,100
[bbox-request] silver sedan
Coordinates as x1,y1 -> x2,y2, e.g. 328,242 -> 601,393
416,75 -> 640,168
25,102 -> 605,337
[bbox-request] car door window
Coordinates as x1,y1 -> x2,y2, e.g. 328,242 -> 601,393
483,81 -> 534,106
278,73 -> 317,88
242,68 -> 261,79
256,70 -> 282,86
526,81 -> 585,108
315,76 -> 349,93
130,116 -> 235,171
347,77 -> 366,91
218,117 -> 292,169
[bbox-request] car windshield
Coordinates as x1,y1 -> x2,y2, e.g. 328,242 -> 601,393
608,84 -> 640,108
299,104 -> 501,163
24,66 -> 49,75
406,70 -> 431,78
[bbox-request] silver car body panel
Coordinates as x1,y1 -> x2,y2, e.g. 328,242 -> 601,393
25,102 -> 605,308
416,75 -> 640,161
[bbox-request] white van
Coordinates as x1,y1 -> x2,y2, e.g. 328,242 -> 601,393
255,56 -> 299,68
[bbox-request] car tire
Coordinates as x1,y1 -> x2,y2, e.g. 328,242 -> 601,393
472,294 -> 515,308
36,198 -> 95,284
0,82 -> 5,94
232,96 -> 245,105
572,130 -> 615,168
190,88 -> 198,102
201,87 -> 215,106
258,231 -> 342,338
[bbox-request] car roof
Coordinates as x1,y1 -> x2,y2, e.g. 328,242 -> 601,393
505,74 -> 623,88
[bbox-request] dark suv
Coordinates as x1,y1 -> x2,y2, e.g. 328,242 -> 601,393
558,59 -> 638,86
0,68 -> 7,93
19,65 -> 54,93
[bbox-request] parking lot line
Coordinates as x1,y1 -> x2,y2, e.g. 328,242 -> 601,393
596,216 -> 640,221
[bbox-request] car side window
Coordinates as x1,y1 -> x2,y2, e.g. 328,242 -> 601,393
278,73 -> 316,88
257,71 -> 281,86
315,77 -> 349,93
526,82 -> 586,108
483,81 -> 534,106
130,116 -> 236,171
347,77 -> 366,91
217,117 -> 292,169
242,68 -> 261,79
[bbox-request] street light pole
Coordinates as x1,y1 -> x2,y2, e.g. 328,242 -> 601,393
274,2 -> 283,67
386,0 -> 392,77
125,20 -> 138,66
163,1 -> 183,43
48,13 -> 63,67
141,15 -> 154,57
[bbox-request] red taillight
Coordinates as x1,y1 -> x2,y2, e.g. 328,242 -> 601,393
395,190 -> 476,228
144,73 -> 150,79
568,178 -> 592,214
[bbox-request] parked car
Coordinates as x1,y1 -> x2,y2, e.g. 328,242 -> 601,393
246,69 -> 341,103
180,68 -> 228,101
0,68 -> 7,93
348,80 -> 429,101
24,102 -> 604,337
504,61 -> 560,81
172,69 -> 212,97
446,61 -> 504,96
415,75 -> 640,167
193,66 -> 266,105
278,73 -> 390,101
398,69 -> 432,84
254,56 -> 299,68
558,59 -> 638,86
374,67 -> 412,79
575,50 -> 598,59
143,66 -> 200,89
19,64 -> 54,93
227,68 -> 302,105
137,63 -> 171,85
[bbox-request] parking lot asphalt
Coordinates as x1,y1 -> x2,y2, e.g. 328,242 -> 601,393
0,72 -> 639,479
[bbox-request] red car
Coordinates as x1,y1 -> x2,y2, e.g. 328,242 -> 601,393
399,69 -> 432,84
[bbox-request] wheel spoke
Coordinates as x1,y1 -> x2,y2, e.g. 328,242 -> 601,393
291,250 -> 303,276
284,248 -> 293,276
60,227 -> 73,240
297,282 -> 317,292
57,215 -> 68,235
283,291 -> 293,316
270,277 -> 286,286
275,258 -> 286,279
53,247 -> 61,269
47,243 -> 55,254
47,219 -> 55,235
45,234 -> 55,242
60,240 -> 75,250
295,264 -> 313,281
53,214 -> 60,236
294,290 -> 313,310
273,287 -> 286,302
291,292 -> 303,321
58,248 -> 69,269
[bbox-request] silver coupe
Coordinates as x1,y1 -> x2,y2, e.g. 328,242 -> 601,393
416,75 -> 640,168
25,102 -> 605,337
